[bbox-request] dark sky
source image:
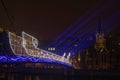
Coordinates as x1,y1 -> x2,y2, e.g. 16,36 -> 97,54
0,0 -> 120,40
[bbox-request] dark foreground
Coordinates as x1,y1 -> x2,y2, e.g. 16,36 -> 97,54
0,68 -> 120,80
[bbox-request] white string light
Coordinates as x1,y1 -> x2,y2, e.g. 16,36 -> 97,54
8,31 -> 71,64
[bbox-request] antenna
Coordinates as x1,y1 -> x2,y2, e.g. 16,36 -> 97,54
0,0 -> 16,32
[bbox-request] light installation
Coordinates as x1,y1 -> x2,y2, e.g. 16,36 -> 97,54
55,28 -> 93,54
44,2 -> 119,57
0,55 -> 71,66
6,31 -> 71,66
44,3 -> 105,50
44,3 -> 109,51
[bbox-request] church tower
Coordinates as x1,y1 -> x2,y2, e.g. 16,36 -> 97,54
94,17 -> 109,70
95,17 -> 106,52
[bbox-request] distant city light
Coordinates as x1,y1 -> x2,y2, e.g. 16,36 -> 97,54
48,47 -> 55,51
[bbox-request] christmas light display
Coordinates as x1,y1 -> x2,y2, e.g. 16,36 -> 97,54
8,31 -> 71,65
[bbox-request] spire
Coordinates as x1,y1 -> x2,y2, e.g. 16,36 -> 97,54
97,16 -> 103,34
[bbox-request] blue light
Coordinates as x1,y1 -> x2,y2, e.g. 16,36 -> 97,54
44,3 -> 120,57
45,4 -> 96,49
44,3 -> 109,50
55,27 -> 94,53
55,12 -> 120,56
0,55 -> 72,67
69,31 -> 94,54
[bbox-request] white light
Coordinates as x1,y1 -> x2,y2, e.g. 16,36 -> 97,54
67,52 -> 71,60
53,48 -> 55,51
48,48 -> 50,50
32,37 -> 38,48
63,52 -> 66,57
8,32 -> 15,54
8,31 -> 71,65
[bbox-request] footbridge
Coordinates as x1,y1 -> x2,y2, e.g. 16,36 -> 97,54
0,31 -> 72,67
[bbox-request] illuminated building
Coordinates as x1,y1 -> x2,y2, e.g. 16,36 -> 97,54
75,17 -> 119,70
93,17 -> 109,69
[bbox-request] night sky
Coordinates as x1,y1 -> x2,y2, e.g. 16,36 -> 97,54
0,0 -> 120,40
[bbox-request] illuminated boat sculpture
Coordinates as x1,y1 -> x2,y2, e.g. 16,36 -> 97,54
0,31 -> 71,66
